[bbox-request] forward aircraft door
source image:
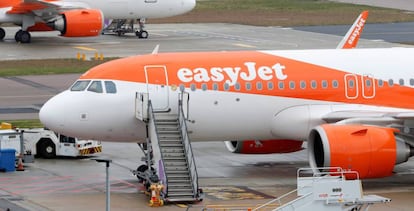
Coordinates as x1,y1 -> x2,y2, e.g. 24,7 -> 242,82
145,65 -> 169,111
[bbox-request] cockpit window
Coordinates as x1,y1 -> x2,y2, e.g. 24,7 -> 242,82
70,80 -> 91,91
104,81 -> 117,94
87,81 -> 103,93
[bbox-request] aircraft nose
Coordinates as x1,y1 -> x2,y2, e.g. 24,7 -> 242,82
39,92 -> 67,130
183,0 -> 196,12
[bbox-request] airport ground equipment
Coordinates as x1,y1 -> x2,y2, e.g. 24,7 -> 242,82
254,167 -> 390,211
0,129 -> 33,164
0,126 -> 102,159
133,92 -> 203,203
102,19 -> 149,38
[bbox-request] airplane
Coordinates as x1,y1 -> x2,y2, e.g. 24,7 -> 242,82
40,45 -> 414,181
0,0 -> 195,43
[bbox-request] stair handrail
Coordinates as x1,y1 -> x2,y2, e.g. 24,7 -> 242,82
178,93 -> 199,199
253,167 -> 353,211
147,100 -> 168,195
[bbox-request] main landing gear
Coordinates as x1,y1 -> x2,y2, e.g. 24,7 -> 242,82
15,30 -> 31,43
0,28 -> 31,43
0,28 -> 5,41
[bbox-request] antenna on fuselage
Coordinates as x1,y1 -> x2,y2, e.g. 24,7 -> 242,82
152,45 -> 160,54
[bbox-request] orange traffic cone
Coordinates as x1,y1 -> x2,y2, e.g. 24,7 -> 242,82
16,156 -> 24,171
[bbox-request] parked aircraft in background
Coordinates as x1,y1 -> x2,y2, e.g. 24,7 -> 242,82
0,0 -> 195,43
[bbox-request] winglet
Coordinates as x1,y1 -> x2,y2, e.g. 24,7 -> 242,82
337,10 -> 369,49
152,44 -> 160,55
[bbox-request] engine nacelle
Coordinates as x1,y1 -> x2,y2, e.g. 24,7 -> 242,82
48,9 -> 104,37
225,140 -> 303,154
309,124 -> 413,179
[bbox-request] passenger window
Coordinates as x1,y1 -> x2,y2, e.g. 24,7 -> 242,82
289,81 -> 295,90
213,83 -> 218,91
256,82 -> 263,90
190,84 -> 196,91
311,80 -> 317,89
245,82 -> 252,90
410,79 -> 414,86
70,80 -> 91,91
332,80 -> 339,88
278,81 -> 284,90
300,80 -> 306,89
179,84 -> 185,92
378,79 -> 384,87
347,80 -> 354,88
104,81 -> 117,94
365,79 -> 371,87
322,80 -> 328,89
388,79 -> 394,87
267,81 -> 274,90
234,82 -> 241,91
201,83 -> 207,91
87,81 -> 103,93
223,83 -> 230,91
399,79 -> 404,85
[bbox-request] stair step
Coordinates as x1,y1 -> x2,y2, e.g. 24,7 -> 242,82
168,183 -> 192,189
168,192 -> 194,197
159,142 -> 183,147
168,187 -> 193,192
164,162 -> 188,167
166,197 -> 197,202
162,149 -> 184,154
165,169 -> 189,174
168,179 -> 191,183
167,174 -> 190,178
165,166 -> 189,171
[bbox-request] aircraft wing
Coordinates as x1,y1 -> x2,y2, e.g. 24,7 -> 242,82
321,110 -> 414,141
7,0 -> 90,20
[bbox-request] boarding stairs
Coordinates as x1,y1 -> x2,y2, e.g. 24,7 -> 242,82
135,92 -> 202,203
253,167 -> 390,211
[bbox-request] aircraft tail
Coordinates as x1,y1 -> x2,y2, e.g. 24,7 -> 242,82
337,10 -> 369,49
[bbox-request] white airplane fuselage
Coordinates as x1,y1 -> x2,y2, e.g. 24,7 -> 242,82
40,48 -> 414,143
0,0 -> 195,25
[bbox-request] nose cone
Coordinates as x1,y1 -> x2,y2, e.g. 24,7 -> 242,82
39,92 -> 67,131
183,0 -> 196,13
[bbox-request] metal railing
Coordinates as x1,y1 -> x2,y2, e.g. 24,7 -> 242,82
147,100 -> 168,194
178,93 -> 199,198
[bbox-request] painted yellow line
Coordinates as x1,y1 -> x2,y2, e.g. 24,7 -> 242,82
74,46 -> 97,51
233,43 -> 256,48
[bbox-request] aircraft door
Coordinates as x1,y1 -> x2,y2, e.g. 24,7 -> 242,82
344,74 -> 358,99
145,65 -> 169,111
361,74 -> 376,99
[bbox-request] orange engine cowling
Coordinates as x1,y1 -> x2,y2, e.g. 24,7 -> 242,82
308,124 -> 413,179
48,9 -> 104,37
225,140 -> 303,154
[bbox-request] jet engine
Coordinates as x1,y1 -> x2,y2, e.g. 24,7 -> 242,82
308,124 -> 414,179
48,9 -> 104,37
225,140 -> 303,154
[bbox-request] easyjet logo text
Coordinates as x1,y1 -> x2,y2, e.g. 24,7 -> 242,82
348,17 -> 365,45
177,62 -> 287,85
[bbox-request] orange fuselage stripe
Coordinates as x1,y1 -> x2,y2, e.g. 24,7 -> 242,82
80,51 -> 414,110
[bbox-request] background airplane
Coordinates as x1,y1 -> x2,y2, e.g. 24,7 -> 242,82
0,0 -> 195,43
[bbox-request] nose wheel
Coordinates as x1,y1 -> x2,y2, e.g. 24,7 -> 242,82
15,30 -> 31,43
135,30 -> 148,39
